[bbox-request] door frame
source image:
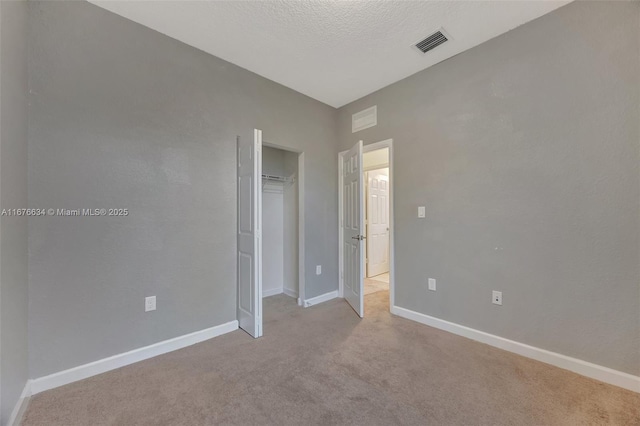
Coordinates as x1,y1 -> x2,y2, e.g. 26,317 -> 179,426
338,139 -> 395,311
261,140 -> 306,306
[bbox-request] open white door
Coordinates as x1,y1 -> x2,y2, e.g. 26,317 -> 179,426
237,129 -> 263,337
366,168 -> 390,277
342,140 -> 365,317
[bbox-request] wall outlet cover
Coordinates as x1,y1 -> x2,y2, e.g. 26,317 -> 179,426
316,265 -> 322,275
492,291 -> 502,306
145,296 -> 157,312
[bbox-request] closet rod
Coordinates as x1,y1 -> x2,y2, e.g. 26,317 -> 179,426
261,174 -> 294,184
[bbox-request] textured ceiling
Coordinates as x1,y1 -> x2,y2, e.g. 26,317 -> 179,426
89,0 -> 571,108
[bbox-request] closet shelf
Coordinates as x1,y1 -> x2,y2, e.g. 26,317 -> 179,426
262,174 -> 295,184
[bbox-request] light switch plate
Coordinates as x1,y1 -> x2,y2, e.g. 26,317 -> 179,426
418,206 -> 426,218
428,278 -> 436,291
316,265 -> 322,275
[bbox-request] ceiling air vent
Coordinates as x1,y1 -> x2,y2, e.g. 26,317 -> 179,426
414,29 -> 449,54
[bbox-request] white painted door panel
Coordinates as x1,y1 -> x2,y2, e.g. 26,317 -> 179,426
342,141 -> 364,317
366,168 -> 390,277
237,129 -> 262,337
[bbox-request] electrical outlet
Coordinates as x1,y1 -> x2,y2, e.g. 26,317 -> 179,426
145,296 -> 156,312
316,265 -> 322,275
492,291 -> 502,306
428,278 -> 436,291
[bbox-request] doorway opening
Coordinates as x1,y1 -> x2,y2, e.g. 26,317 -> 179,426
363,148 -> 390,299
261,145 -> 301,308
338,139 -> 394,318
237,129 -> 306,339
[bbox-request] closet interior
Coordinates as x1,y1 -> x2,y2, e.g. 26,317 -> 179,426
262,146 -> 299,300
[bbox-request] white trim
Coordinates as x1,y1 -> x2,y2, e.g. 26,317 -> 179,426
391,306 -> 640,393
338,150 -> 346,298
338,139 -> 395,309
262,288 -> 283,298
283,288 -> 298,298
303,290 -> 339,308
263,288 -> 299,299
363,139 -> 393,153
256,132 -> 263,338
0,1 -> 3,417
30,320 -> 238,395
298,152 -> 305,305
7,381 -> 31,426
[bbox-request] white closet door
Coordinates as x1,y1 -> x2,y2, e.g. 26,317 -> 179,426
366,168 -> 390,277
237,129 -> 262,338
343,140 -> 364,318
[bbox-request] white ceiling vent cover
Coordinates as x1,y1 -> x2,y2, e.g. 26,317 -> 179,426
352,106 -> 377,133
414,29 -> 450,54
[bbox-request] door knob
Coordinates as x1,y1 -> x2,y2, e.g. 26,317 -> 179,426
351,235 -> 366,240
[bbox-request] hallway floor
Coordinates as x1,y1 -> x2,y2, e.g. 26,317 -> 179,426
22,291 -> 639,425
364,272 -> 389,295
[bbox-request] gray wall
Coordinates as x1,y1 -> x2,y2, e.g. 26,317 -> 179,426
262,146 -> 285,176
0,0 -> 29,423
28,0 -> 338,378
338,1 -> 640,375
24,0 -> 640,382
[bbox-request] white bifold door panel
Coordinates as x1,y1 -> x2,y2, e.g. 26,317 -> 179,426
366,168 -> 390,277
343,140 -> 365,317
237,129 -> 263,338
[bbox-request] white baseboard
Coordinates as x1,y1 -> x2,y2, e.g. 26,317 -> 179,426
262,287 -> 283,298
391,306 -> 640,393
30,320 -> 238,395
264,288 -> 298,299
283,288 -> 298,298
7,381 -> 31,426
303,290 -> 339,307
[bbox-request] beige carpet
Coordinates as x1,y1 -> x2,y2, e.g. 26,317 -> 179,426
23,291 -> 640,425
